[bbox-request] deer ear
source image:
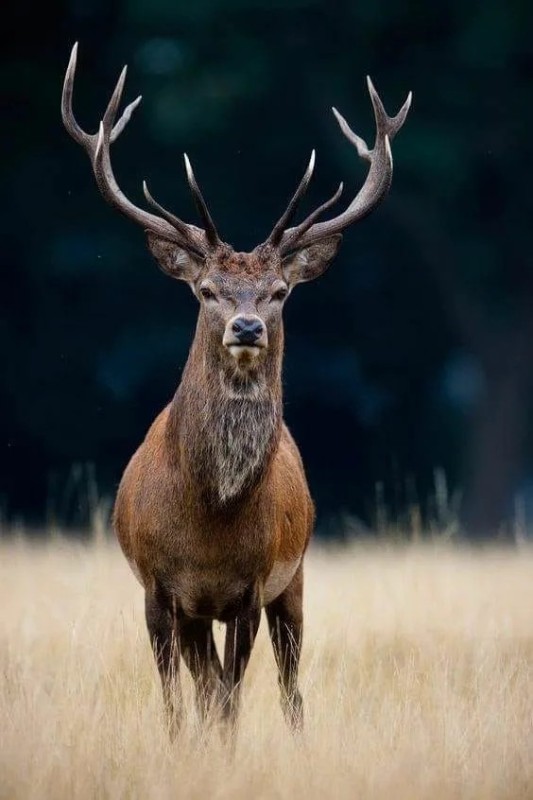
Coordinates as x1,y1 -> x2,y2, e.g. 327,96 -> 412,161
146,233 -> 204,283
282,235 -> 342,286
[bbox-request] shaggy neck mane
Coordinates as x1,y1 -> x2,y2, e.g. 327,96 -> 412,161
167,318 -> 283,506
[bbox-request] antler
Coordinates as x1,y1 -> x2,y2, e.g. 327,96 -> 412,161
267,77 -> 412,255
61,43 -> 220,256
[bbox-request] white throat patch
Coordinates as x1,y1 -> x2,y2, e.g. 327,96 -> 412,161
201,375 -> 278,503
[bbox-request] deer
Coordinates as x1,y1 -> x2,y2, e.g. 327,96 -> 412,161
61,43 -> 411,735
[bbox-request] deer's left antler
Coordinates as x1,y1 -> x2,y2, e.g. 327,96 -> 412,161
265,77 -> 412,255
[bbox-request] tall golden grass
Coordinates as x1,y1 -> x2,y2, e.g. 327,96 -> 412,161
1,533 -> 532,799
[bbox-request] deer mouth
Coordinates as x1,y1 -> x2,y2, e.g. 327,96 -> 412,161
227,344 -> 264,360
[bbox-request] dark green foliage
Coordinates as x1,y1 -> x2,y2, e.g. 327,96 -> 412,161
2,1 -> 532,534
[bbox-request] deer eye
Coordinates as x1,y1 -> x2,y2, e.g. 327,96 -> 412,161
271,287 -> 288,302
199,286 -> 216,301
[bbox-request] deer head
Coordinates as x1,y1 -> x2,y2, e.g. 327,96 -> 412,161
62,44 -> 411,375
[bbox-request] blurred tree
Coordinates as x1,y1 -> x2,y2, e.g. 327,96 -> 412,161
1,0 -> 532,536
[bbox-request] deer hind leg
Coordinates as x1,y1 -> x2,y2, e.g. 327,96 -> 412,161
265,564 -> 304,732
179,619 -> 224,722
144,584 -> 181,738
221,585 -> 262,728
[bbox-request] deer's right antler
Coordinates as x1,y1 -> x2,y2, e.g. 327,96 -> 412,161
61,43 -> 221,256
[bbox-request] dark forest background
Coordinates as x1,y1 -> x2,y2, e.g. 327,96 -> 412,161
2,0 -> 532,536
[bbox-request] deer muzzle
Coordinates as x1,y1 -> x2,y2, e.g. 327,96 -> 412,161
223,314 -> 268,359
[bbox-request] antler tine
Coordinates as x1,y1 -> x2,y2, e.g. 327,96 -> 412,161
61,43 -> 91,150
91,122 -> 207,252
331,107 -> 372,162
142,181 -> 206,256
281,182 -> 344,253
62,44 -> 141,149
276,78 -> 411,253
102,66 -> 143,142
102,65 -> 127,128
111,95 -> 142,142
266,151 -> 316,248
184,155 -> 221,247
61,43 -> 215,254
367,76 -> 412,141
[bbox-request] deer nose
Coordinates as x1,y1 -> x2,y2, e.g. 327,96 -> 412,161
231,316 -> 264,345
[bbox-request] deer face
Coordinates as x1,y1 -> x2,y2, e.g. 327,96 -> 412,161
146,236 -> 341,369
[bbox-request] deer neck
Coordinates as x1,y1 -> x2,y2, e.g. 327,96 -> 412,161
167,316 -> 284,505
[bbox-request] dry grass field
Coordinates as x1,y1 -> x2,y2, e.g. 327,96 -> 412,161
1,532 -> 532,800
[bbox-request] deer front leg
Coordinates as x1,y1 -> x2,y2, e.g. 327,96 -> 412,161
179,618 -> 224,722
265,564 -> 304,731
221,586 -> 261,727
145,584 -> 181,738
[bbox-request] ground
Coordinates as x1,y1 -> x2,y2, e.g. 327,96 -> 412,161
1,533 -> 532,799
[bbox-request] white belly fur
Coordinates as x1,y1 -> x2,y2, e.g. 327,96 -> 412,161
263,558 -> 301,605
126,554 -> 301,607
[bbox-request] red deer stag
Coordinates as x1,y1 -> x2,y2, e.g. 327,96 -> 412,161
62,43 -> 411,733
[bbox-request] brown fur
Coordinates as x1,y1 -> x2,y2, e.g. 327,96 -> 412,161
112,240 -> 343,732
62,48 -> 409,733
